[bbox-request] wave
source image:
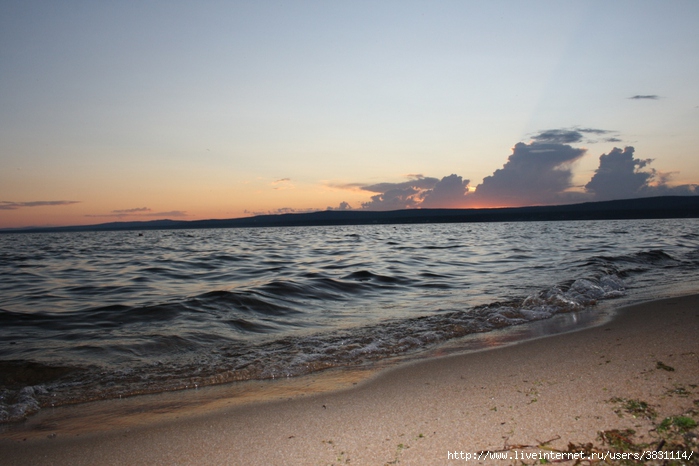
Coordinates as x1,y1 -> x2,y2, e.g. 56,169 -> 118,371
0,270 -> 627,423
1,220 -> 698,423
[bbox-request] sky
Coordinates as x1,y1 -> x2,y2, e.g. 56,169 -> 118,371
1,0 -> 698,228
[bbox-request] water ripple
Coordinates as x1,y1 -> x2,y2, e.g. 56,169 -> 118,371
1,219 -> 699,422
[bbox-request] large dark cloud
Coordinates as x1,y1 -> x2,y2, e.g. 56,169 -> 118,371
360,175 -> 439,210
340,129 -> 696,211
361,186 -> 423,210
356,175 -> 470,210
585,146 -> 697,200
354,140 -> 588,209
470,142 -> 587,206
420,174 -> 470,208
361,175 -> 439,194
585,147 -> 652,200
0,200 -> 79,210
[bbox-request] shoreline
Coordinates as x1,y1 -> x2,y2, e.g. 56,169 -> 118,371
1,295 -> 698,464
0,299 -> 619,441
5,195 -> 699,234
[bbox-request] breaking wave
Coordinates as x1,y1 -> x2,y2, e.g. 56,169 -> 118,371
1,219 -> 699,422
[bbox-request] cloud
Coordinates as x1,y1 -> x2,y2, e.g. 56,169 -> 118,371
649,182 -> 698,196
326,182 -> 368,191
145,210 -> 188,218
323,128 -> 696,211
420,175 -> 470,208
531,129 -> 584,144
244,207 -> 319,216
360,175 -> 440,210
584,147 -> 653,200
327,201 -> 352,211
530,127 -> 618,145
112,207 -> 151,214
352,141 -> 588,208
576,127 -> 612,135
85,208 -> 188,218
629,95 -> 659,100
360,174 -> 439,194
332,174 -> 472,211
361,186 -> 423,210
585,146 -> 697,200
349,128 -> 630,210
0,200 -> 79,210
272,178 -> 294,190
648,170 -> 698,196
470,141 -> 587,206
273,207 -> 302,214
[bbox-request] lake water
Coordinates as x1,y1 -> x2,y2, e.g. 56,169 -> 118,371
2,219 -> 699,422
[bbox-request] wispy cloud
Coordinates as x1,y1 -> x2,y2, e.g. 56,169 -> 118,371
0,200 -> 79,210
629,95 -> 659,100
529,127 -> 619,145
531,129 -> 585,144
145,210 -> 188,218
85,208 -> 188,218
327,181 -> 381,191
272,178 -> 294,190
112,207 -> 151,214
244,207 -> 320,216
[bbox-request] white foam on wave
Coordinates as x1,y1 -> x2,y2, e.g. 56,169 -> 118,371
0,385 -> 44,423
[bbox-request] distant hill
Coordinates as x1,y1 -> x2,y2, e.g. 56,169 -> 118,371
3,195 -> 699,234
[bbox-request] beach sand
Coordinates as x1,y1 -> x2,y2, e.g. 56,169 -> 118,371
1,295 -> 698,465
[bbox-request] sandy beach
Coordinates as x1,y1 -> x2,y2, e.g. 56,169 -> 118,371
1,295 -> 698,465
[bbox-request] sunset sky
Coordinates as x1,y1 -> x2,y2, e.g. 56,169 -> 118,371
2,1 -> 698,228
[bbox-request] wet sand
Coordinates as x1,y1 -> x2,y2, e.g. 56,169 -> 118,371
1,295 -> 698,465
